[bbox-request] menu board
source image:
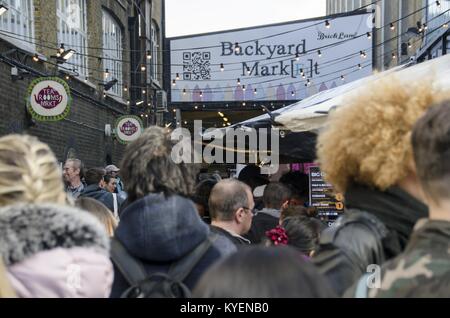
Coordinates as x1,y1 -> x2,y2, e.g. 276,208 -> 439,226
309,166 -> 344,226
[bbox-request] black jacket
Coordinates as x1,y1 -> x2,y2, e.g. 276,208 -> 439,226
110,193 -> 226,298
244,210 -> 279,244
313,184 -> 428,296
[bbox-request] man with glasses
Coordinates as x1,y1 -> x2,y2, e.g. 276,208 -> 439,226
209,179 -> 255,246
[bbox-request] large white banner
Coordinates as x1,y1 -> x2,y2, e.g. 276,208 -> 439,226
169,12 -> 373,103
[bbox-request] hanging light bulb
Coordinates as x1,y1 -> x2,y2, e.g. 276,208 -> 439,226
390,23 -> 395,31
141,64 -> 146,72
194,105 -> 198,110
246,67 -> 251,75
306,79 -> 311,86
341,75 -> 345,81
172,79 -> 176,86
423,23 -> 428,30
59,43 -> 65,54
123,85 -> 128,92
242,102 -> 246,106
325,20 -> 331,29
104,69 -> 109,79
444,22 -> 449,29
408,42 -> 412,48
32,54 -> 39,62
242,85 -> 246,91
146,50 -> 152,59
199,91 -> 203,97
291,91 -> 295,97
367,32 -> 372,39
254,88 -> 257,95
237,78 -> 241,85
220,63 -> 224,71
295,53 -> 300,61
436,1 -> 441,7
176,73 -> 180,80
65,75 -> 70,81
234,42 -> 240,53
392,52 -> 397,60
358,64 -> 362,70
318,50 -> 322,57
183,89 -> 187,95
142,89 -> 146,94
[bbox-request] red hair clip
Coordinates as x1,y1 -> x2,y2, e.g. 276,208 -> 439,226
266,226 -> 288,246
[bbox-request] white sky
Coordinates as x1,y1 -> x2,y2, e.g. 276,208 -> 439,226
165,0 -> 327,37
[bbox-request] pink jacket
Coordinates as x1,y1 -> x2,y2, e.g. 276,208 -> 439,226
7,248 -> 113,298
0,204 -> 114,298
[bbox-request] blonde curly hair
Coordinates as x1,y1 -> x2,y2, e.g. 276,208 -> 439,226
0,134 -> 66,206
317,76 -> 450,194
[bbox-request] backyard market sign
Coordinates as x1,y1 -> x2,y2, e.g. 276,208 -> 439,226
27,77 -> 72,121
115,115 -> 144,144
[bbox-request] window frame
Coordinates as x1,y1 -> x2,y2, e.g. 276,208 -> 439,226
0,0 -> 35,52
102,9 -> 124,98
56,0 -> 88,78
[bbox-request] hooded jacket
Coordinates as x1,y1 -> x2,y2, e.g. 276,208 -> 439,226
80,184 -> 116,212
0,204 -> 113,298
110,193 -> 233,298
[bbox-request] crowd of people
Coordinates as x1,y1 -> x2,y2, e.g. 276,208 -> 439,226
0,75 -> 449,298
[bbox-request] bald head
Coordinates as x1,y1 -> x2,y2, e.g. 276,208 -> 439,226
209,179 -> 252,221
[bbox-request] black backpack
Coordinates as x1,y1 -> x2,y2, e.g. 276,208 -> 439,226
312,210 -> 389,296
111,235 -> 217,298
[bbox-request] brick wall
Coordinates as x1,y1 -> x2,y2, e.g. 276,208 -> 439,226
0,41 -> 127,168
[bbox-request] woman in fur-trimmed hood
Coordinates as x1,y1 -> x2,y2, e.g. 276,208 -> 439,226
0,203 -> 113,298
312,76 -> 450,295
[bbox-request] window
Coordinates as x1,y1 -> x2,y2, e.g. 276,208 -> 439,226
0,0 -> 34,50
57,0 -> 88,77
145,0 -> 160,84
102,10 -> 123,97
150,21 -> 160,83
426,0 -> 450,46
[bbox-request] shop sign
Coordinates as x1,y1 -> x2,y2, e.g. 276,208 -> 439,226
27,77 -> 71,122
115,115 -> 144,144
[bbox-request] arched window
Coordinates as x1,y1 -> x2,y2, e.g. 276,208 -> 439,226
102,10 -> 123,97
0,0 -> 34,51
57,0 -> 88,77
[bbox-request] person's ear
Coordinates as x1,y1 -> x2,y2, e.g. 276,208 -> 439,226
281,200 -> 290,210
235,208 -> 245,224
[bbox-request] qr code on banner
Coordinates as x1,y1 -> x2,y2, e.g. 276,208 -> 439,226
183,52 -> 211,80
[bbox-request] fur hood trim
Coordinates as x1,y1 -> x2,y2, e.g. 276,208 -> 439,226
0,204 -> 110,266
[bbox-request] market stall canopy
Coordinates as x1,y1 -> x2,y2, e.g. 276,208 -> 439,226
236,54 -> 450,132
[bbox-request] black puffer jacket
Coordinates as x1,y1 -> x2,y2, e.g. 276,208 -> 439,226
313,184 -> 428,296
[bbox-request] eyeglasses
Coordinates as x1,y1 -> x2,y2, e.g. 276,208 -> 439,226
242,207 -> 257,215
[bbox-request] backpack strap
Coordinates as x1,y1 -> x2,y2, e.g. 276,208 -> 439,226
110,237 -> 148,286
168,233 -> 218,283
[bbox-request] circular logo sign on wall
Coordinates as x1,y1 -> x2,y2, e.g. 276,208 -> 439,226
115,116 -> 144,144
27,77 -> 71,121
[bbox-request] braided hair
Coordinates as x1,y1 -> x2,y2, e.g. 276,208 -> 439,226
0,135 -> 66,206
